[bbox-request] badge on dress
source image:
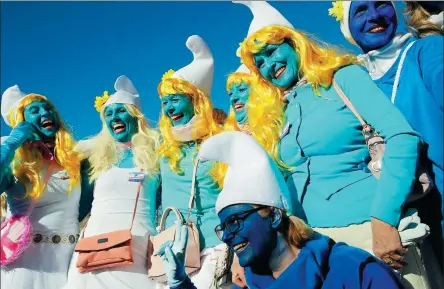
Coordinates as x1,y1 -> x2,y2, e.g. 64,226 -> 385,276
128,172 -> 145,182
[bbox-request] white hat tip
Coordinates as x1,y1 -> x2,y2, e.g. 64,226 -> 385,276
114,75 -> 138,95
232,0 -> 252,8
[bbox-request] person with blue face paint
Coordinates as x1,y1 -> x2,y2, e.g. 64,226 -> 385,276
330,0 -> 444,282
224,64 -> 253,134
235,1 -> 429,288
63,75 -> 160,289
156,131 -> 405,289
0,85 -> 90,289
156,35 -> 232,289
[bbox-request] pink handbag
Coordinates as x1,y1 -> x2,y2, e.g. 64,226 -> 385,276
147,160 -> 201,282
1,162 -> 54,267
74,177 -> 142,273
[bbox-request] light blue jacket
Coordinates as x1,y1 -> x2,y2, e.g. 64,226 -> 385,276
159,141 -> 222,250
374,35 -> 443,198
279,64 -> 421,228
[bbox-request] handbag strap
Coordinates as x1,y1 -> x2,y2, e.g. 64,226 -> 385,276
332,79 -> 373,133
187,158 -> 200,222
80,168 -> 143,238
391,40 -> 416,104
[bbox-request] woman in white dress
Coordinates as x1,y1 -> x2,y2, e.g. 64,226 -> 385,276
64,75 -> 160,289
1,85 -> 85,289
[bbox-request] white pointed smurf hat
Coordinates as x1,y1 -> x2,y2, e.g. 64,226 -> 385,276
1,85 -> 31,127
234,0 -> 294,39
171,35 -> 214,97
198,131 -> 288,213
235,48 -> 251,74
104,75 -> 141,110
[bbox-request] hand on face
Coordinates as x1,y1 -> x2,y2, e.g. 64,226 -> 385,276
104,103 -> 138,142
216,204 -> 279,268
161,94 -> 195,126
8,121 -> 38,145
349,1 -> 398,53
229,81 -> 250,125
23,100 -> 58,140
254,42 -> 300,90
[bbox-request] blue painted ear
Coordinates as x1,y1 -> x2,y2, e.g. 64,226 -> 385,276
271,208 -> 283,229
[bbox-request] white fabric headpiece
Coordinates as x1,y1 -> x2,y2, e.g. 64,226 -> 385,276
1,85 -> 31,127
234,0 -> 294,38
171,35 -> 214,97
198,131 -> 287,213
235,47 -> 250,74
104,75 -> 141,110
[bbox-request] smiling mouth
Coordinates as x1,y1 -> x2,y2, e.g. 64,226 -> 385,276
112,122 -> 126,133
234,103 -> 245,112
367,25 -> 387,33
170,113 -> 184,123
233,242 -> 249,253
274,66 -> 286,79
41,119 -> 55,130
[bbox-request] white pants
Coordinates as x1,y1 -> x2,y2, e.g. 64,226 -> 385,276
315,222 -> 431,289
156,243 -> 232,289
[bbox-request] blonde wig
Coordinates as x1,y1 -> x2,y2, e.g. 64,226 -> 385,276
87,104 -> 160,181
239,25 -> 357,168
8,94 -> 81,199
157,73 -> 226,187
404,2 -> 443,38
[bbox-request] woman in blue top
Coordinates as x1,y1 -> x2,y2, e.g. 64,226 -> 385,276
156,35 -> 231,289
156,131 -> 405,289
329,0 -> 443,277
234,1 -> 424,287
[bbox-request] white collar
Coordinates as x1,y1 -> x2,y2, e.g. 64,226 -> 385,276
357,33 -> 413,80
429,11 -> 443,29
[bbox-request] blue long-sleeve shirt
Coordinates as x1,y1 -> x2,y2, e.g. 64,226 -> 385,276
279,65 -> 421,228
160,141 -> 223,250
374,35 -> 443,198
172,233 -> 404,289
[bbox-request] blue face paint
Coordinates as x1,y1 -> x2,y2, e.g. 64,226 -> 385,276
161,94 -> 194,126
104,103 -> 138,142
229,81 -> 250,125
254,42 -> 300,90
349,1 -> 397,53
23,100 -> 59,140
217,204 -> 278,268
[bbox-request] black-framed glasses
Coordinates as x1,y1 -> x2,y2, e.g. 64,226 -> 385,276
214,206 -> 267,241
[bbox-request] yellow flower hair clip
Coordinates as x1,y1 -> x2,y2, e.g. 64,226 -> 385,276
328,1 -> 344,22
94,91 -> 111,112
161,69 -> 175,82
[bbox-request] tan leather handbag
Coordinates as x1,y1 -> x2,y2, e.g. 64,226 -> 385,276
148,161 -> 201,282
332,79 -> 431,203
74,176 -> 142,273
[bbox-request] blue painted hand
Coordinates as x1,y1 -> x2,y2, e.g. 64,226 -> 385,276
253,42 -> 300,90
349,1 -> 397,53
104,103 -> 138,142
162,94 -> 195,126
7,121 -> 37,146
23,100 -> 59,140
155,221 -> 189,287
229,81 -> 250,125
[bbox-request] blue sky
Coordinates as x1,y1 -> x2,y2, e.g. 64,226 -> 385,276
1,1 -> 406,140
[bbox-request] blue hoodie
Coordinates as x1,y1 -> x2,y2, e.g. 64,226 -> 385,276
172,233 -> 404,289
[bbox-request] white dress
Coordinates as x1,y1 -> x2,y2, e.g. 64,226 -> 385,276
64,164 -> 159,289
1,163 -> 81,289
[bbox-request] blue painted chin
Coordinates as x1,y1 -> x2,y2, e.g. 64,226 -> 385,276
161,94 -> 195,126
104,103 -> 138,142
229,82 -> 250,125
23,100 -> 59,140
349,1 -> 398,53
217,204 -> 277,268
253,42 -> 300,90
